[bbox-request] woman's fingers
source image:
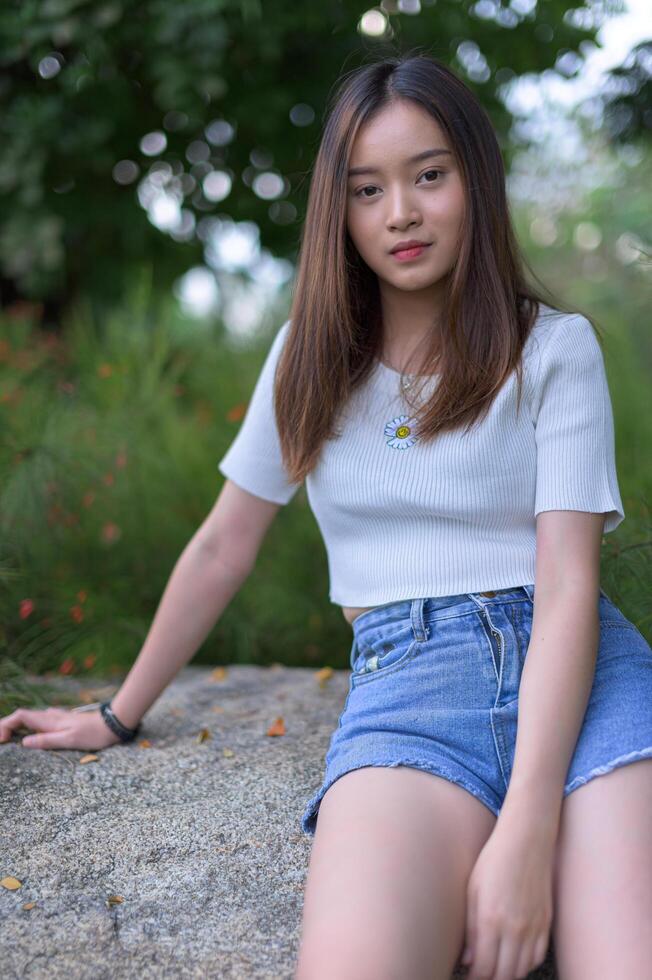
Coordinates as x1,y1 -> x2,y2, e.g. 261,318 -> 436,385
2,709 -> 121,752
0,707 -> 69,740
21,728 -> 78,750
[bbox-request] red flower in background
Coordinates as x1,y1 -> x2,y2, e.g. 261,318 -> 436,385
19,599 -> 34,619
70,605 -> 84,623
227,402 -> 247,422
101,522 -> 121,544
59,658 -> 75,675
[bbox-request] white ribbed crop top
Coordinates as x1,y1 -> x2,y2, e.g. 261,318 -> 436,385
217,305 -> 625,606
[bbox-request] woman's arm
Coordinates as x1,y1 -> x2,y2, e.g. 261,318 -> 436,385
494,509 -> 606,846
97,478 -> 283,728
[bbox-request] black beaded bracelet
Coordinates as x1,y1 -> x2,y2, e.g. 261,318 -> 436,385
99,700 -> 141,743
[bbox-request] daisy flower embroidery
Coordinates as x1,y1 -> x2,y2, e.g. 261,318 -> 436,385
384,414 -> 419,450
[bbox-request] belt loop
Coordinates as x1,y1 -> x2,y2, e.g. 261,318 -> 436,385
521,583 -> 534,601
410,597 -> 428,642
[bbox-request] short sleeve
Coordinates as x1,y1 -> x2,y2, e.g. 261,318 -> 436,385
530,315 -> 625,533
217,321 -> 302,505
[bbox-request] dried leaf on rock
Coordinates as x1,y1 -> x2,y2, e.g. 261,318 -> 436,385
1,876 -> 22,890
266,717 -> 286,736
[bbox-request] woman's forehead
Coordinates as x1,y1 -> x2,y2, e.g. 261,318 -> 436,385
350,104 -> 450,162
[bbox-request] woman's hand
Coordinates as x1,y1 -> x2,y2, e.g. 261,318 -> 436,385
0,707 -> 124,752
460,823 -> 554,980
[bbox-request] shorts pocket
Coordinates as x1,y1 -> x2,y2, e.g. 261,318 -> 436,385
350,624 -> 419,686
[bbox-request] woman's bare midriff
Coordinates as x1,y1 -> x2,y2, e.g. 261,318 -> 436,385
342,606 -> 378,627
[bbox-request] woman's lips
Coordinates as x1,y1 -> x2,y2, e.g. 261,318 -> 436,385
391,244 -> 431,261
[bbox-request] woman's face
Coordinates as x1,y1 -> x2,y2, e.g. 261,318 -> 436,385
346,99 -> 465,299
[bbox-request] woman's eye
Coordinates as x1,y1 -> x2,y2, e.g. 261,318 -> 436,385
353,169 -> 444,198
421,168 -> 443,183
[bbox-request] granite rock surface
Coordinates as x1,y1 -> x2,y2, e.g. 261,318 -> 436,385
0,665 -> 557,978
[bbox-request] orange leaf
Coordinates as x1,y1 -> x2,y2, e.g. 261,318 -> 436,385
106,895 -> 124,906
22,901 -> 36,910
79,754 -> 99,764
1,876 -> 22,890
266,717 -> 286,737
139,739 -> 152,748
197,728 -> 212,743
210,666 -> 227,682
222,747 -> 234,757
316,666 -> 334,689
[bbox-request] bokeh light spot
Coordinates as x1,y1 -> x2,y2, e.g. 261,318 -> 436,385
140,131 -> 167,156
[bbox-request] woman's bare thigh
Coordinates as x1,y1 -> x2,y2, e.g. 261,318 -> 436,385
295,765 -> 497,980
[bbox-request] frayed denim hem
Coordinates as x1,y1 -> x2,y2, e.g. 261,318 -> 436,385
300,757 -> 502,837
564,746 -> 652,796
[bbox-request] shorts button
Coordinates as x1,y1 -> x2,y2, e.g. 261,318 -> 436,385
480,590 -> 496,597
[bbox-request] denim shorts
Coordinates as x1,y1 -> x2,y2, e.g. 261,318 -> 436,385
301,584 -> 652,836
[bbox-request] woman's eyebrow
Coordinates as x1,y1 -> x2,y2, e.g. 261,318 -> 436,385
347,147 -> 452,178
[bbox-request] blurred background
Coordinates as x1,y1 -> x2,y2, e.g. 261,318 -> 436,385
1,0 -> 650,713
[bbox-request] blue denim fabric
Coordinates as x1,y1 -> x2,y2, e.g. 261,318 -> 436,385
301,584 -> 652,837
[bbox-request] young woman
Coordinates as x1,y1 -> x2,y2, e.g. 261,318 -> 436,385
2,53 -> 651,980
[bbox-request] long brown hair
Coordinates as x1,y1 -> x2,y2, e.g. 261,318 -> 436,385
274,51 -> 601,486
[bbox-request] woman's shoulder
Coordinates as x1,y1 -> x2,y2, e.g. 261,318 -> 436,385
522,303 -> 599,369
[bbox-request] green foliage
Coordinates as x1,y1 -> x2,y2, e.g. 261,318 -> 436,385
1,165 -> 651,715
0,268 -> 346,713
0,0 -> 632,320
